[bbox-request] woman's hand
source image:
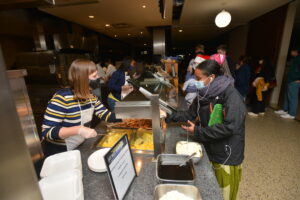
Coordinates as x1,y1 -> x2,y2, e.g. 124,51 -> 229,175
78,126 -> 97,138
122,85 -> 131,90
181,120 -> 195,134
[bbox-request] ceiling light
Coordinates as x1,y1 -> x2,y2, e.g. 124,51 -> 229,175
128,34 -> 131,36
178,29 -> 183,32
114,35 -> 117,37
142,5 -> 146,8
215,10 -> 231,28
105,24 -> 110,27
144,43 -> 147,46
88,15 -> 94,19
140,31 -> 143,34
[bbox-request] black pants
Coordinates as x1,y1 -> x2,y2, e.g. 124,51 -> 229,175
251,92 -> 266,114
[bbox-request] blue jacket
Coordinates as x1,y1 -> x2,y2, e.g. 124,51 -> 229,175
234,64 -> 251,97
108,69 -> 125,100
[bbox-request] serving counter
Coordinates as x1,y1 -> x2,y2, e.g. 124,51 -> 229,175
78,123 -> 223,200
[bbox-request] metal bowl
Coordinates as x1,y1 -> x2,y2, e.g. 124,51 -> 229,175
154,184 -> 202,200
175,141 -> 203,164
156,154 -> 196,184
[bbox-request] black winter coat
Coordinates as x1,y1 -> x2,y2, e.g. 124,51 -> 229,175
168,85 -> 246,165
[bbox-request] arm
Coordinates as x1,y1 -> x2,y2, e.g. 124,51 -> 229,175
193,89 -> 245,142
183,79 -> 193,91
94,99 -> 121,122
42,95 -> 80,140
108,71 -> 122,93
166,99 -> 198,123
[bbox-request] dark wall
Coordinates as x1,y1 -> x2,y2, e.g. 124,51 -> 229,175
0,8 -> 134,68
246,4 -> 288,66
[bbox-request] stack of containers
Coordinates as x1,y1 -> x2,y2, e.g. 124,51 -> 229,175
39,150 -> 84,200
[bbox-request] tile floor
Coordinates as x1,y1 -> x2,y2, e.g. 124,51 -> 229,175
238,109 -> 300,200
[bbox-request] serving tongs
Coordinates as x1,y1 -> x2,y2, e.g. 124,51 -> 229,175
179,152 -> 197,167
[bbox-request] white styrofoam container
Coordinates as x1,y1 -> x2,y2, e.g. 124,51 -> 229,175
39,169 -> 84,200
40,150 -> 82,178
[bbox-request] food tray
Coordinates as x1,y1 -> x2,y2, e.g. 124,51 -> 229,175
156,154 -> 196,184
97,128 -> 154,151
154,184 -> 202,200
176,141 -> 203,164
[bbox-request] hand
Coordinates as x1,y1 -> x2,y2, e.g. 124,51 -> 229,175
122,85 -> 131,90
160,109 -> 167,118
78,126 -> 97,139
181,120 -> 195,134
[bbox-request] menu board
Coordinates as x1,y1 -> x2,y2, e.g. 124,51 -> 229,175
104,134 -> 137,200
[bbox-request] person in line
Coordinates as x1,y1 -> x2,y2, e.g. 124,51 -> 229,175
186,44 -> 210,81
275,48 -> 300,119
182,67 -> 197,107
105,59 -> 117,79
166,60 -> 245,200
107,57 -> 132,111
210,53 -> 232,77
42,59 -> 120,157
248,58 -> 275,117
217,44 -> 236,78
92,60 -> 106,101
234,56 -> 251,100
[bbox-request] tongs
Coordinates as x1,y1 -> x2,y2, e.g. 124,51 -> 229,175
179,152 -> 197,167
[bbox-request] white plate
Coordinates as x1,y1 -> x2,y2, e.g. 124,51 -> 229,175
87,148 -> 110,173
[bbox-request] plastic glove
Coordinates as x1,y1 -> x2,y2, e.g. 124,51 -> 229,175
78,126 -> 97,139
160,109 -> 167,118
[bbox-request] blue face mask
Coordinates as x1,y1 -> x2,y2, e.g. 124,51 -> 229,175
195,81 -> 205,90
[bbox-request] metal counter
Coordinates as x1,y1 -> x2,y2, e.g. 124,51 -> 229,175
7,69 -> 44,163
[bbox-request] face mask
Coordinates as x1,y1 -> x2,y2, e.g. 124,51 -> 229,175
195,80 -> 205,90
89,78 -> 101,89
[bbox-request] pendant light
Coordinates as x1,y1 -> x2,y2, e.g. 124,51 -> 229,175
215,10 -> 231,28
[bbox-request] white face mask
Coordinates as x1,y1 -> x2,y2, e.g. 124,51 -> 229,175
195,80 -> 205,89
195,77 -> 211,90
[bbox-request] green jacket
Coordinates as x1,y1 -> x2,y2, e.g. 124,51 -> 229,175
288,55 -> 300,83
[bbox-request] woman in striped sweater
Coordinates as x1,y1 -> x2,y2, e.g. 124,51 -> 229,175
42,59 -> 120,157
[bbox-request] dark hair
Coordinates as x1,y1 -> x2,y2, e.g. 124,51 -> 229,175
119,56 -> 133,71
217,44 -> 227,52
239,55 -> 251,65
196,60 -> 223,76
195,44 -> 204,52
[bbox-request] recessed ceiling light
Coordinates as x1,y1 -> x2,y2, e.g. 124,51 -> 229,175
88,15 -> 94,19
128,34 -> 131,36
140,31 -> 143,34
178,29 -> 183,32
142,5 -> 146,8
105,24 -> 110,27
114,35 -> 117,37
144,43 -> 147,46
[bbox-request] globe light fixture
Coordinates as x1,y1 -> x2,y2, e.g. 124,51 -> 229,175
215,10 -> 231,28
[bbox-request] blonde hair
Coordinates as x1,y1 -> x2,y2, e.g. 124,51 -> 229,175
68,59 -> 97,100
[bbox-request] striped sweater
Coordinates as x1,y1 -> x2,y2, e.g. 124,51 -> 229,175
42,88 -> 117,145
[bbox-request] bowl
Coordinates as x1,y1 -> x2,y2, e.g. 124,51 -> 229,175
176,141 -> 203,164
154,184 -> 202,200
156,154 -> 196,184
